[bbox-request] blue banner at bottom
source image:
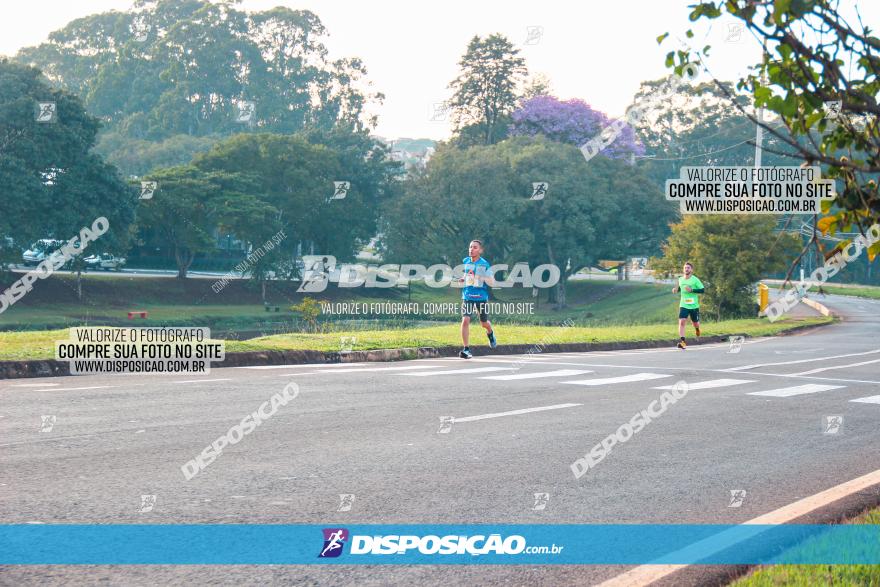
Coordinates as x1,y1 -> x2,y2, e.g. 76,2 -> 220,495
1,524 -> 879,564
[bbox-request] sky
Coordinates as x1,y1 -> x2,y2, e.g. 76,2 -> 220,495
0,0 -> 873,140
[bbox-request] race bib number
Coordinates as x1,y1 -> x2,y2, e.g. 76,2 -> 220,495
684,297 -> 695,305
465,272 -> 482,287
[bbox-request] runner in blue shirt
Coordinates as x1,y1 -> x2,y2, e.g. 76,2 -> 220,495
458,239 -> 497,359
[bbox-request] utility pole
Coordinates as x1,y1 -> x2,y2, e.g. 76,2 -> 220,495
754,69 -> 767,168
755,50 -> 770,169
754,106 -> 763,168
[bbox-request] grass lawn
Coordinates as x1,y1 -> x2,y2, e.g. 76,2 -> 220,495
0,273 -> 834,360
0,315 -> 831,361
731,507 -> 880,586
222,316 -> 831,353
0,273 -> 680,331
817,283 -> 880,300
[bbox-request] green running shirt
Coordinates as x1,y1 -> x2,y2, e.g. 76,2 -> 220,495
678,275 -> 704,309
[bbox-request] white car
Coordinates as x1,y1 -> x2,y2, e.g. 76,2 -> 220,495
22,239 -> 64,266
84,253 -> 126,271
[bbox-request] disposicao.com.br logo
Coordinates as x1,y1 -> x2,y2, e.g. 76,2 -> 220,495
318,528 -> 563,558
298,255 -> 560,293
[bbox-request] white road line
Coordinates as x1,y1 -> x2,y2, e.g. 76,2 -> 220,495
736,371 -> 880,385
490,355 -> 558,360
653,379 -> 755,390
597,467 -> 880,587
574,339 -> 771,357
33,386 -> 114,392
850,395 -> 880,404
403,367 -> 516,377
479,369 -> 594,381
725,348 -> 880,371
235,363 -> 367,370
453,403 -> 582,423
470,358 -> 598,367
789,357 -> 880,376
8,383 -> 60,387
308,365 -> 438,374
562,373 -> 673,386
747,384 -> 845,397
172,378 -> 232,384
461,360 -> 880,385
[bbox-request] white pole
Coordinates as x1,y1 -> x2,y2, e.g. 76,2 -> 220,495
755,69 -> 767,168
754,108 -> 763,168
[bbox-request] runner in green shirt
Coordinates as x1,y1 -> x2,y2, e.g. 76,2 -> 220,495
671,262 -> 704,350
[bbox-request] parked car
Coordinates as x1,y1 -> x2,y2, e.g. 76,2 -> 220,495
84,253 -> 126,271
22,239 -> 63,266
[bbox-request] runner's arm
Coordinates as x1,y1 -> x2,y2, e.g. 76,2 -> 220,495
480,264 -> 497,287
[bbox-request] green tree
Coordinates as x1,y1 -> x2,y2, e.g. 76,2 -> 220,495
0,59 -> 135,286
95,131 -> 220,178
193,130 -> 397,269
16,2 -> 380,140
382,136 -> 673,309
652,216 -> 800,319
137,165 -> 273,278
381,141 -> 532,269
500,138 -> 672,308
448,34 -> 527,146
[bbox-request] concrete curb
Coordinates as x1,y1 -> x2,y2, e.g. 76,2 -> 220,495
801,296 -> 834,317
0,319 -> 833,380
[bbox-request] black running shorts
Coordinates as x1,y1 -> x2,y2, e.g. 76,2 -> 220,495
461,300 -> 489,322
679,307 -> 700,322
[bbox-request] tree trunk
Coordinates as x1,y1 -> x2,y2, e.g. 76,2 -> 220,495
175,246 -> 193,279
557,272 -> 567,309
76,269 -> 83,300
261,279 -> 266,302
546,242 -> 566,310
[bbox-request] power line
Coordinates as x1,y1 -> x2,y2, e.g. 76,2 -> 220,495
637,139 -> 753,161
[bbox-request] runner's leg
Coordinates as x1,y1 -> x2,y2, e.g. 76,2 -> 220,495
677,308 -> 688,349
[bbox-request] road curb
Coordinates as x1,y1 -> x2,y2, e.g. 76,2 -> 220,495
620,475 -> 880,587
0,320 -> 833,380
801,296 -> 835,317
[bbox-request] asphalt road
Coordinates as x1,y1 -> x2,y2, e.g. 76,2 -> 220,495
10,264 -> 230,279
1,294 -> 879,586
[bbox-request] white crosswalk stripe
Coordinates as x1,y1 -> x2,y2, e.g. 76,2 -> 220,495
653,378 -> 755,390
789,358 -> 880,376
309,365 -> 438,374
479,369 -> 593,381
470,358 -> 594,367
453,403 -> 582,422
850,395 -> 880,404
747,384 -> 845,398
561,373 -> 672,386
726,349 -> 880,371
236,363 -> 367,370
403,367 -> 516,377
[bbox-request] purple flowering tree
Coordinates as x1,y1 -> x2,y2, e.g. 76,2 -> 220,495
509,95 -> 645,160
